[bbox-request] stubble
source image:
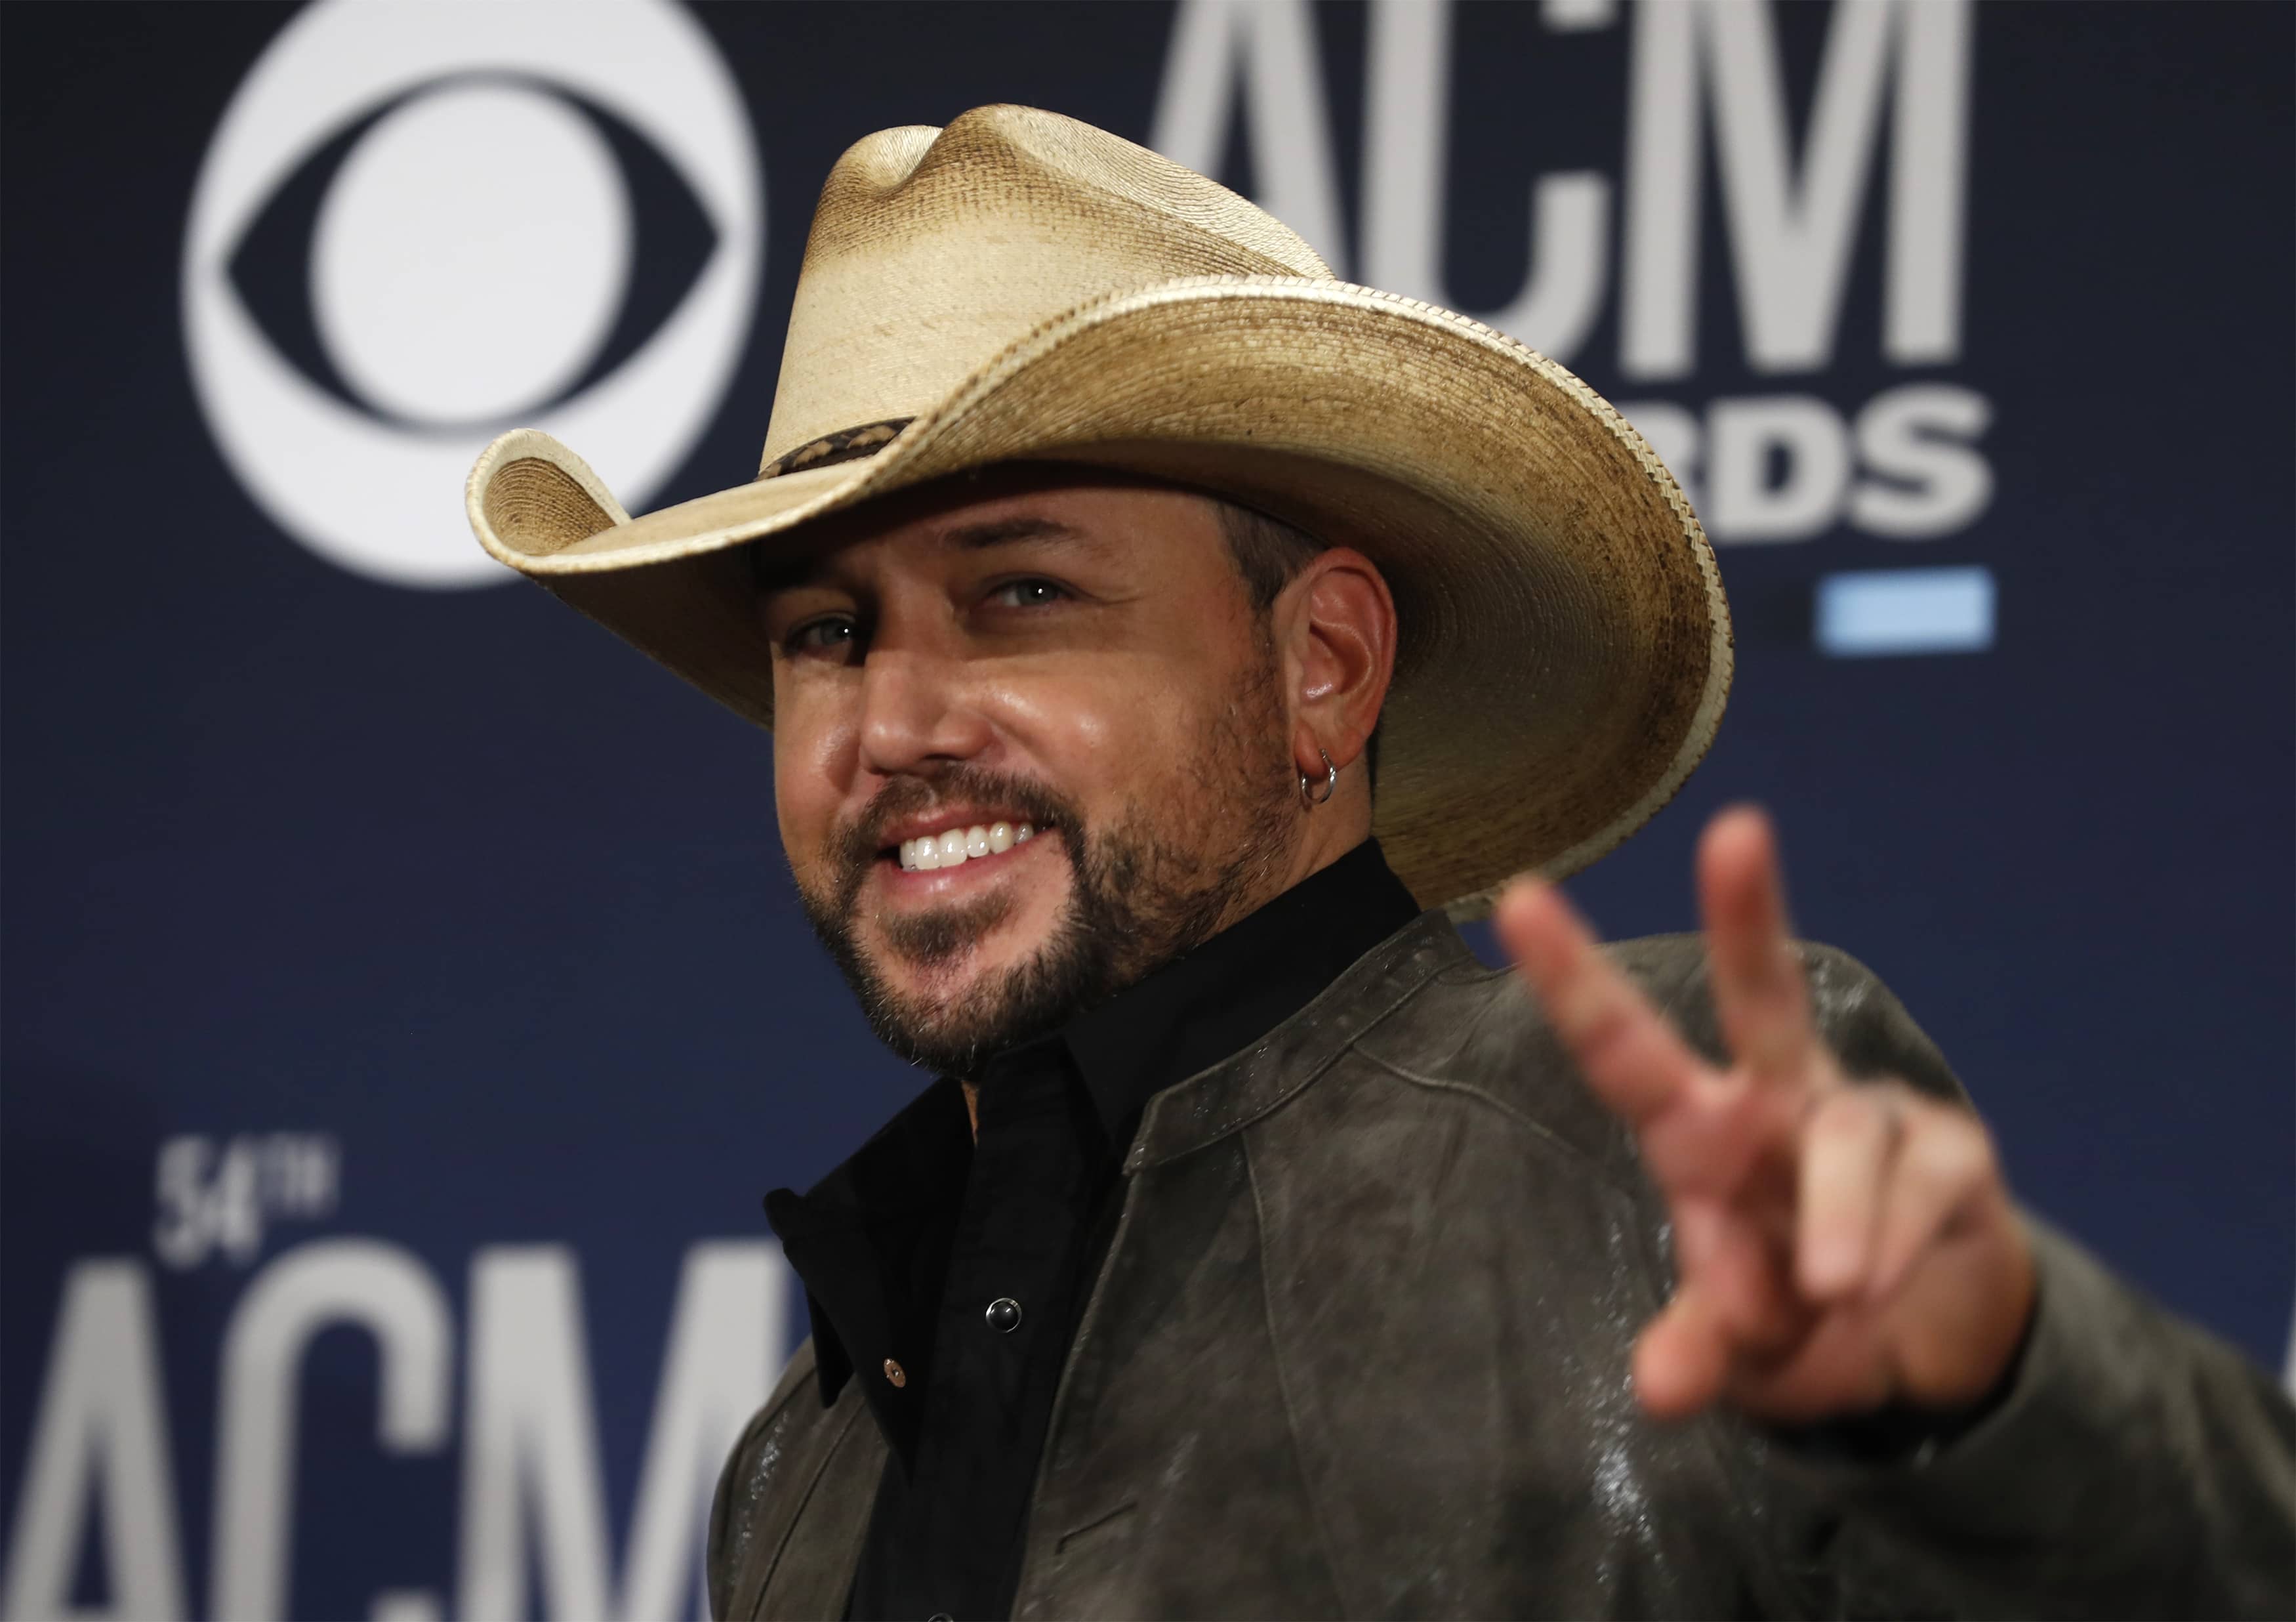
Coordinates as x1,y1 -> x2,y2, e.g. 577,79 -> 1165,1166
796,648 -> 1300,1077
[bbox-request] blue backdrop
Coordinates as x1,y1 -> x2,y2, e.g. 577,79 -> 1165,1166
3,3 -> 2288,1618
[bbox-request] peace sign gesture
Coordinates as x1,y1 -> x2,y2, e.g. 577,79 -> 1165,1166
1497,807 -> 2036,1424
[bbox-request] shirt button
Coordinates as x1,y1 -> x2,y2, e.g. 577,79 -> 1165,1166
882,1358 -> 907,1388
984,1296 -> 1023,1334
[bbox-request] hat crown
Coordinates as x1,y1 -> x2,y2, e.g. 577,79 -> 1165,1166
760,105 -> 1333,474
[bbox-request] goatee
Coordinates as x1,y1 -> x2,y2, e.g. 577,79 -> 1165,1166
797,673 -> 1298,1077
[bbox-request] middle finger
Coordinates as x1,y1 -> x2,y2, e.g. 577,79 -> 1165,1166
1698,806 -> 1816,1087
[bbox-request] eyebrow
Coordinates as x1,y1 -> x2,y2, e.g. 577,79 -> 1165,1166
940,516 -> 1088,551
754,514 -> 1094,594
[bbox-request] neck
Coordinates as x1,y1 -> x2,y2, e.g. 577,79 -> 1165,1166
958,803 -> 1381,1140
1259,780 -> 1376,918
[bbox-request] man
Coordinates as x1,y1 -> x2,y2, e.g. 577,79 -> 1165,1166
468,108 -> 2292,1619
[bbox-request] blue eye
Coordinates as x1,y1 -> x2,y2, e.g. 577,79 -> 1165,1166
991,579 -> 1068,609
786,617 -> 859,661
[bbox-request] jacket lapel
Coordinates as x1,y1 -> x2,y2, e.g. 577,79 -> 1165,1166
732,1383 -> 885,1621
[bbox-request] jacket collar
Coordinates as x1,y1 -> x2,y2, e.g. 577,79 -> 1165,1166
1124,910 -> 1473,1173
1057,837 -> 1422,1144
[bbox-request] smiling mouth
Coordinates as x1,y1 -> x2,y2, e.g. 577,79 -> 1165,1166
892,820 -> 1044,873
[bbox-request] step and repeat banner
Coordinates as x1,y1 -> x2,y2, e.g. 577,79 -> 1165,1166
3,3 -> 2288,1617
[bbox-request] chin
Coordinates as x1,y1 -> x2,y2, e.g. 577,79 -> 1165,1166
869,904 -> 1058,998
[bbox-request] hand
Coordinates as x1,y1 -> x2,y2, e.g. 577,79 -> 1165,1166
1494,806 -> 2035,1425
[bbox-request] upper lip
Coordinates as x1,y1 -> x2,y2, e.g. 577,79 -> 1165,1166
873,805 -> 1048,852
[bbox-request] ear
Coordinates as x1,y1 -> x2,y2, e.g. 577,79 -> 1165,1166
1279,547 -> 1397,779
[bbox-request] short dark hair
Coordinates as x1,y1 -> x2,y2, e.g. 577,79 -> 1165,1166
1215,499 -> 1326,612
1213,499 -> 1381,791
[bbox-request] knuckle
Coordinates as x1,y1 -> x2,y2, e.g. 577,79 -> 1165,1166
1809,1079 -> 1883,1144
1568,991 -> 1647,1078
1805,1087 -> 1881,1146
1909,1113 -> 1987,1188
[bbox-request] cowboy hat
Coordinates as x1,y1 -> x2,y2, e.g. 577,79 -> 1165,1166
466,105 -> 1731,917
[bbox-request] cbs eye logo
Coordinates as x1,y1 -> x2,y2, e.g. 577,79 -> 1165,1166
183,0 -> 762,589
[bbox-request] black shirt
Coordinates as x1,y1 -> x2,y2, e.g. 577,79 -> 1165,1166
765,839 -> 1423,1621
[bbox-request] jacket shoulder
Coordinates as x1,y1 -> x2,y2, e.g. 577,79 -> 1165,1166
1603,932 -> 1963,1102
707,1337 -> 821,1622
1349,928 -> 1964,1165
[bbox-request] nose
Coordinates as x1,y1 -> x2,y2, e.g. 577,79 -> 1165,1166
855,649 -> 993,779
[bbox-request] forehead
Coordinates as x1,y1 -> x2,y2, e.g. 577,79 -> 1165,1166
752,465 -> 1225,592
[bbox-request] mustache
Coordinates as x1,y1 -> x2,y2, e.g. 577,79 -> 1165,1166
828,766 -> 1082,901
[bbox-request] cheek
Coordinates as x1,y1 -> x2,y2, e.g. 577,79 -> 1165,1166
771,701 -> 858,873
1001,655 -> 1212,802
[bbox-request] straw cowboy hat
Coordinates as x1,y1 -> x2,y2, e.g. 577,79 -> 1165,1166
466,104 -> 1731,917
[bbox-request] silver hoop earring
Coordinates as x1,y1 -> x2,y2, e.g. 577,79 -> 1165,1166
1300,748 -> 1336,808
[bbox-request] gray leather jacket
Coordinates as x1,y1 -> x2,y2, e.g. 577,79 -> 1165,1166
710,915 -> 2296,1619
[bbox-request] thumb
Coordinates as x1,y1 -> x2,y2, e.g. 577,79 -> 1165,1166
1633,1282 -> 1732,1419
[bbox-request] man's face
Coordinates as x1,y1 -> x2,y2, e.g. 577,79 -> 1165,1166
760,470 -> 1305,1074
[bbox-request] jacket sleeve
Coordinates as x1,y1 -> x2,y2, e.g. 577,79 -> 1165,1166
1771,946 -> 2296,1619
1771,1216 -> 2295,1619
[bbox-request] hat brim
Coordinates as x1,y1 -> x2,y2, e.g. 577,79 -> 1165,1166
467,276 -> 1732,917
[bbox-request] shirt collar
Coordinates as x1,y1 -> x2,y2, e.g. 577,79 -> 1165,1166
766,837 -> 1423,1407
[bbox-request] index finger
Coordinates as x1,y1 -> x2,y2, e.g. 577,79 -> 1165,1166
1496,877 -> 1712,1128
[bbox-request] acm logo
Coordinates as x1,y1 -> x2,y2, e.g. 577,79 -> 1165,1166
181,0 -> 762,589
3,1237 -> 788,1622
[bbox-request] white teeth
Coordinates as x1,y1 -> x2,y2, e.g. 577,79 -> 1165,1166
895,820 -> 1044,870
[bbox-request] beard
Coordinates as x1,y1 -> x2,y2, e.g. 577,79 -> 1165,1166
796,649 -> 1301,1077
